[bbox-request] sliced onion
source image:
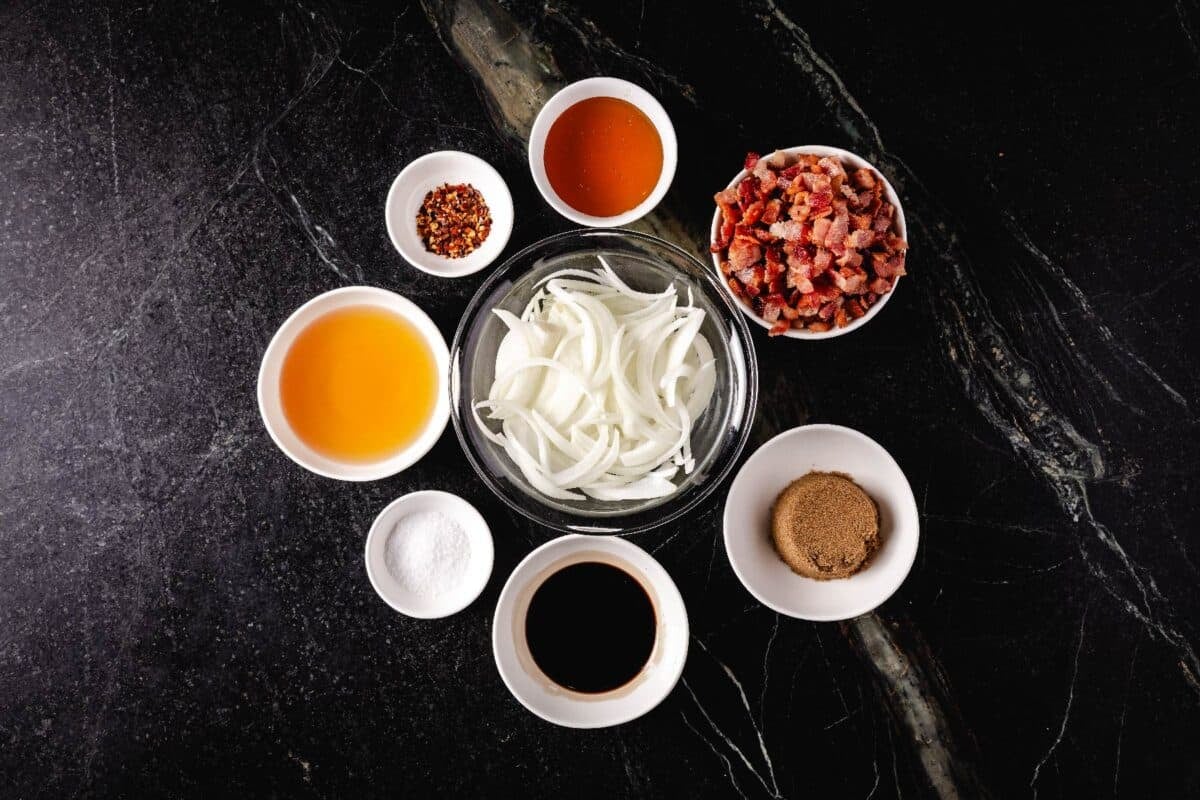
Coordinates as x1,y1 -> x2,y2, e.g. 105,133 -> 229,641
473,257 -> 717,501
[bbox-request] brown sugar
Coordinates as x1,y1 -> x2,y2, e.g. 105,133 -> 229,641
771,471 -> 880,580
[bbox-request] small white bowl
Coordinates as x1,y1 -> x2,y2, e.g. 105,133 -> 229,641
528,77 -> 678,227
385,151 -> 514,277
710,145 -> 907,340
257,286 -> 450,481
364,490 -> 494,619
723,424 -> 919,621
493,534 -> 688,728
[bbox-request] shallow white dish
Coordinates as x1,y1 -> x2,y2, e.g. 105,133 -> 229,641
528,77 -> 677,227
723,424 -> 919,621
385,150 -> 514,277
364,490 -> 494,619
493,534 -> 688,728
257,286 -> 450,481
710,145 -> 907,340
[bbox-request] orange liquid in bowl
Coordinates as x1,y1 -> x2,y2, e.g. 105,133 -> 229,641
543,96 -> 663,218
280,306 -> 438,463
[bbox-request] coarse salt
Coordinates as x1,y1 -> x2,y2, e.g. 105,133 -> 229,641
384,510 -> 470,597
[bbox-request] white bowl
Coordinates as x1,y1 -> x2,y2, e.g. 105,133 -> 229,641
723,424 -> 919,621
257,286 -> 450,481
710,145 -> 907,340
493,535 -> 688,728
528,77 -> 678,227
364,491 -> 494,618
385,151 -> 514,277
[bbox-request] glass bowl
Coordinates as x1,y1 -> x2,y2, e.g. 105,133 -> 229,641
450,229 -> 758,535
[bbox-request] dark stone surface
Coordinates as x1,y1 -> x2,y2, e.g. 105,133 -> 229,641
2,0 -> 1199,797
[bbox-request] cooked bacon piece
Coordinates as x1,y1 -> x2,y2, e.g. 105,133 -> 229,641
761,199 -> 783,224
743,200 -> 766,225
845,229 -> 874,249
713,152 -> 906,332
811,217 -> 831,245
832,264 -> 868,294
728,236 -> 762,271
737,176 -> 758,208
874,253 -> 907,278
768,219 -> 805,242
851,168 -> 876,190
825,213 -> 849,256
873,204 -> 894,233
813,247 -> 833,274
808,188 -> 833,217
761,294 -> 786,323
817,156 -> 846,180
714,188 -> 739,206
754,162 -> 778,195
835,249 -> 863,270
800,172 -> 832,193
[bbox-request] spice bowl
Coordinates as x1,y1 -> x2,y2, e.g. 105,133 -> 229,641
723,424 -> 919,621
385,150 -> 514,277
364,490 -> 494,619
492,534 -> 688,728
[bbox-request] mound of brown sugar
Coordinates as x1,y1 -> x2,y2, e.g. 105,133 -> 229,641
771,471 -> 880,580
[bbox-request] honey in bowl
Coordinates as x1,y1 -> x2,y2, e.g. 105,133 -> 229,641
280,306 -> 438,463
543,96 -> 663,218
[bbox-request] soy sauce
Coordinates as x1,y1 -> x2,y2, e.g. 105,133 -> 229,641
525,561 -> 656,694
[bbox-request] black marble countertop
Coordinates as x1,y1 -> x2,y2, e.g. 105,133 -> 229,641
3,1 -> 1199,797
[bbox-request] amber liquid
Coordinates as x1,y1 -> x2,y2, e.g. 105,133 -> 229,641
525,562 -> 657,694
280,306 -> 438,463
543,96 -> 664,218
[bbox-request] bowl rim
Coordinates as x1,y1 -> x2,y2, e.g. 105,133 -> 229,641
709,144 -> 907,340
449,228 -> 758,535
528,77 -> 678,228
384,150 -> 514,278
491,533 -> 688,728
257,286 -> 450,481
722,423 -> 920,621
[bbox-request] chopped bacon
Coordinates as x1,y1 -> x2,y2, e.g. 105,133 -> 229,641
832,264 -> 868,293
743,200 -> 766,225
851,168 -> 876,190
713,152 -> 906,331
761,199 -> 783,224
737,176 -> 758,208
845,229 -> 874,249
768,219 -> 805,242
728,236 -> 762,271
817,157 -> 846,180
835,249 -> 863,270
869,276 -> 893,294
825,213 -> 849,257
813,247 -> 833,274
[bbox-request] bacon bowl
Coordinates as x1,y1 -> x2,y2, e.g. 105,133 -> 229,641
709,145 -> 908,340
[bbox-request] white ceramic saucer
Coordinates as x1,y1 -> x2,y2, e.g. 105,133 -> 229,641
723,424 -> 919,621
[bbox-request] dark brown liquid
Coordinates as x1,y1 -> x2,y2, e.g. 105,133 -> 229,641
524,561 -> 656,694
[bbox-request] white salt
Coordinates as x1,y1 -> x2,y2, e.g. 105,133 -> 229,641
384,510 -> 470,597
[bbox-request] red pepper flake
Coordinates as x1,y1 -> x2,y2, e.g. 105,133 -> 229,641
416,183 -> 492,258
